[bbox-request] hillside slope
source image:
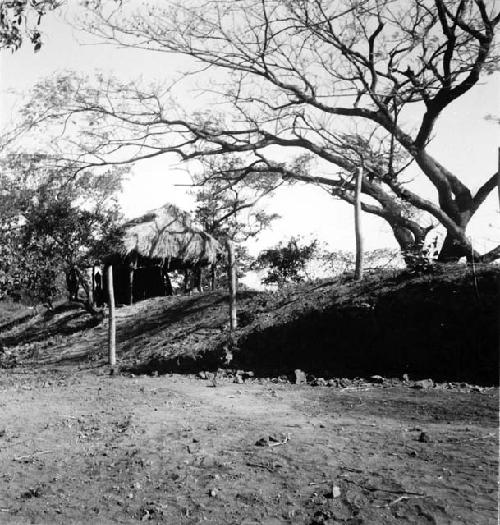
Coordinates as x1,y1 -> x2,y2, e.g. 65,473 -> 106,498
1,265 -> 498,384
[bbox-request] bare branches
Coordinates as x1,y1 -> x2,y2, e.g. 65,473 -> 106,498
471,172 -> 499,217
8,0 -> 499,263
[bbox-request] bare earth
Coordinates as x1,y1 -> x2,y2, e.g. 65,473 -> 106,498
0,369 -> 497,525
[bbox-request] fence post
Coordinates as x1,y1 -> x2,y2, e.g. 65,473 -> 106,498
226,239 -> 237,331
107,265 -> 116,368
497,147 -> 500,208
354,166 -> 364,280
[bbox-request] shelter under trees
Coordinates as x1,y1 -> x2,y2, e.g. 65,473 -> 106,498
103,203 -> 219,305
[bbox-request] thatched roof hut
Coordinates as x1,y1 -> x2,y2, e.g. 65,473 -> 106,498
104,204 -> 219,304
114,203 -> 219,267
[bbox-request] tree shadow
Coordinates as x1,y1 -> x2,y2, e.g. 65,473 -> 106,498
0,303 -> 102,347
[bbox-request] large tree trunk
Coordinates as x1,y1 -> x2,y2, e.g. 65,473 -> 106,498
438,233 -> 470,263
390,225 -> 427,268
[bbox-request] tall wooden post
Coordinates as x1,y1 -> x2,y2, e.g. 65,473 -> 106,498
497,147 -> 500,208
89,266 -> 95,306
128,266 -> 134,305
354,167 -> 364,281
226,239 -> 237,331
107,265 -> 116,367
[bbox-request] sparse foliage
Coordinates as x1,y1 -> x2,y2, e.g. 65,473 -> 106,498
193,156 -> 280,244
0,0 -> 63,52
255,237 -> 318,287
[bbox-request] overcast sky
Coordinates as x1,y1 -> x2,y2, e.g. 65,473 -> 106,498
1,5 -> 498,257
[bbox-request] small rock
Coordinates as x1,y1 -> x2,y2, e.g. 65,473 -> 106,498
418,431 -> 431,443
339,378 -> 351,388
402,373 -> 410,382
370,375 -> 384,384
294,369 -> 307,385
413,379 -> 434,390
209,488 -> 218,497
234,375 -> 244,384
327,379 -> 337,387
311,378 -> 326,387
150,370 -> 159,377
331,485 -> 341,499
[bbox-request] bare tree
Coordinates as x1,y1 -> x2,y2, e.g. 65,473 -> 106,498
15,0 -> 500,263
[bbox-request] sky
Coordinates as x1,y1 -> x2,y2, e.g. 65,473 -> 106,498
1,4 -> 499,258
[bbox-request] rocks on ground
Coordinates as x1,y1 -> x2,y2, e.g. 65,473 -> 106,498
190,369 -> 490,393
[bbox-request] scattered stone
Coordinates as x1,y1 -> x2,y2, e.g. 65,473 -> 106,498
339,378 -> 351,388
311,509 -> 333,524
255,433 -> 290,447
327,379 -> 337,387
413,379 -> 434,390
418,431 -> 432,443
294,369 -> 307,385
311,378 -> 327,387
234,375 -> 244,384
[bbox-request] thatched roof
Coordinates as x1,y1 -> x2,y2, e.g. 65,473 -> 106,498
115,203 -> 218,266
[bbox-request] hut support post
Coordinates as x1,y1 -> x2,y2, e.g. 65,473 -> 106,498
354,167 -> 364,281
128,267 -> 134,305
107,265 -> 117,368
210,264 -> 216,291
226,239 -> 237,331
91,266 -> 95,306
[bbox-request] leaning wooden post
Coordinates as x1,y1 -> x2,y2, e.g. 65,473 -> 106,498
226,239 -> 237,331
354,166 -> 364,281
107,265 -> 117,368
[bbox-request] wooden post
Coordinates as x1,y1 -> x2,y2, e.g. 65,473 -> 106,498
107,265 -> 116,368
210,264 -> 217,291
89,266 -> 95,306
354,167 -> 364,281
226,239 -> 237,331
128,266 -> 134,305
497,147 -> 500,208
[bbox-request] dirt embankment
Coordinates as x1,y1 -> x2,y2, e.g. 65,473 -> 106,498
1,265 -> 498,384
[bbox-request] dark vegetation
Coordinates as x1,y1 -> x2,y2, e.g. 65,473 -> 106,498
1,265 -> 498,385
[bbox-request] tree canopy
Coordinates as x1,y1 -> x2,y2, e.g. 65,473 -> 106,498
11,0 -> 500,264
0,154 -> 124,304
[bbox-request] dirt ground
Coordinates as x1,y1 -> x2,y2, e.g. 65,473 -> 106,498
0,368 -> 497,525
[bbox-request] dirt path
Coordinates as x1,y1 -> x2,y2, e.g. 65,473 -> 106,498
0,369 -> 497,524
